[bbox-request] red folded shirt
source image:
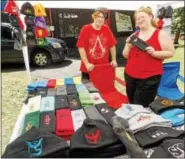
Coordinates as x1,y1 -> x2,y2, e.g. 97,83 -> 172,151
56,109 -> 74,140
89,64 -> 116,93
34,27 -> 48,38
101,91 -> 128,109
47,79 -> 56,88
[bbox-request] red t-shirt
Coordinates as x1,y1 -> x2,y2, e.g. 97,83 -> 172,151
125,29 -> 163,79
76,24 -> 117,73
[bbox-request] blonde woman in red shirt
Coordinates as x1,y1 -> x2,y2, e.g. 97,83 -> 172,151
122,7 -> 175,107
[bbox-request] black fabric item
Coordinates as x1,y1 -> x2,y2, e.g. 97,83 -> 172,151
151,139 -> 184,158
24,16 -> 35,27
36,88 -> 47,97
2,127 -> 69,158
157,7 -> 166,19
110,116 -> 146,158
69,118 -> 126,158
40,112 -> 56,133
135,126 -> 184,148
165,5 -> 173,18
26,28 -> 35,38
68,94 -> 81,110
26,37 -> 37,47
55,95 -> 69,109
124,72 -> 161,107
66,84 -> 77,95
47,88 -> 56,96
95,103 -> 116,124
149,97 -> 185,114
9,15 -> 19,27
81,72 -> 90,83
130,35 -> 150,51
20,2 -> 35,16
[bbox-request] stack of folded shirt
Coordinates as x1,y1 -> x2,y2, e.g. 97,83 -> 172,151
69,118 -> 126,158
27,95 -> 41,113
36,80 -> 47,88
89,93 -> 106,105
128,113 -> 171,134
40,96 -> 55,112
26,81 -> 38,91
56,109 -> 74,140
76,84 -> 89,92
40,111 -> 56,133
64,78 -> 74,85
71,109 -> 86,131
56,79 -> 64,88
68,94 -> 81,110
2,127 -> 69,158
115,104 -> 151,120
85,82 -> 98,93
66,84 -> 77,95
47,79 -> 56,88
55,95 -> 69,110
22,111 -> 40,134
73,76 -> 82,85
78,90 -> 94,107
56,85 -> 67,95
47,88 -> 56,96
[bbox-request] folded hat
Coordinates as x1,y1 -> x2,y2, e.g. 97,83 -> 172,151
47,88 -> 56,96
23,111 -> 40,134
36,38 -> 49,47
34,27 -> 48,38
56,85 -> 67,95
160,108 -> 185,127
84,106 -> 107,123
55,95 -> 69,109
47,79 -> 56,88
66,84 -> 77,95
40,111 -> 56,133
20,2 -> 35,16
115,104 -> 151,120
135,126 -> 185,148
64,78 -> 74,85
151,139 -> 184,158
2,127 -> 69,158
71,109 -> 86,131
56,79 -> 64,88
96,103 -> 116,124
36,80 -> 47,88
40,96 -> 55,112
90,93 -> 106,105
68,94 -> 81,110
24,15 -> 35,27
149,97 -> 185,114
34,16 -> 47,29
128,113 -> 171,134
85,82 -> 99,92
27,95 -> 41,113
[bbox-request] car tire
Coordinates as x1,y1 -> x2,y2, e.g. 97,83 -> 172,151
31,50 -> 51,67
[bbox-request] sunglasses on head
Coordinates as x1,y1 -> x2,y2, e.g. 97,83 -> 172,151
140,6 -> 152,10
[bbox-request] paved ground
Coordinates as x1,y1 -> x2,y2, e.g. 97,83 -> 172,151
2,58 -> 82,79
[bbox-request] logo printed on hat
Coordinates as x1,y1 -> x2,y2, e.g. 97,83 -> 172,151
168,143 -> 184,158
94,96 -> 100,100
161,99 -> 174,107
44,115 -> 51,125
85,129 -> 101,145
26,138 -> 43,157
151,130 -> 168,139
101,108 -> 109,113
70,99 -> 78,107
137,115 -> 151,122
26,122 -> 33,131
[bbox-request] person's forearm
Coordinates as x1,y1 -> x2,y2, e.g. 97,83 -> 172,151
78,48 -> 89,65
152,50 -> 174,60
110,46 -> 116,61
122,44 -> 132,59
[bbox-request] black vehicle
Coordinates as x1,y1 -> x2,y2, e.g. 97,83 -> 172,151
1,23 -> 68,67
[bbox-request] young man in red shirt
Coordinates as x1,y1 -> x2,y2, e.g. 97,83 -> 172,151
76,8 -> 117,81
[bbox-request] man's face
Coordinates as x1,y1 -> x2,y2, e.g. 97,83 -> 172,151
94,12 -> 105,27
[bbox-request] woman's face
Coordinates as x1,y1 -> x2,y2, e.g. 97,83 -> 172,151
135,11 -> 152,29
94,12 -> 105,27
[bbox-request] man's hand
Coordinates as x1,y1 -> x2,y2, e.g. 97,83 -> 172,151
86,63 -> 94,72
110,60 -> 117,68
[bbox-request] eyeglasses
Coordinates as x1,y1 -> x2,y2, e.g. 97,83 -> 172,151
96,15 -> 105,19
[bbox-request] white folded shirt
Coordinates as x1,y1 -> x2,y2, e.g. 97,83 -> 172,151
90,93 -> 106,105
27,95 -> 41,113
115,104 -> 151,120
71,109 -> 86,131
128,113 -> 171,133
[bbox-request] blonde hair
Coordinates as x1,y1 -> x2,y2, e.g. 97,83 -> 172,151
92,11 -> 102,20
134,7 -> 157,28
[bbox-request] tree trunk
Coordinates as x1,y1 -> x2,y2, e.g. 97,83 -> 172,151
174,31 -> 180,44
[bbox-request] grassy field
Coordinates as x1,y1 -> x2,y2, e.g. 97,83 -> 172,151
1,41 -> 184,154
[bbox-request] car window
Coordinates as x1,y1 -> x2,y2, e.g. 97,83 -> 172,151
1,26 -> 12,40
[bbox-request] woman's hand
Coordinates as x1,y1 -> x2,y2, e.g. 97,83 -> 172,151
145,46 -> 155,56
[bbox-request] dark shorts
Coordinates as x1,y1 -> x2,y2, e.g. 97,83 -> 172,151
124,72 -> 162,107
